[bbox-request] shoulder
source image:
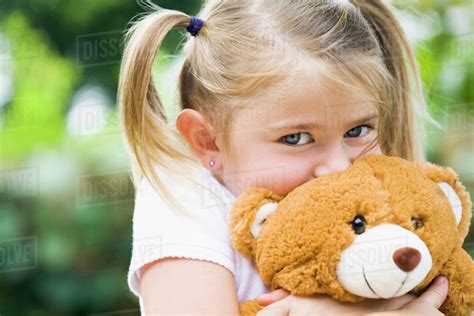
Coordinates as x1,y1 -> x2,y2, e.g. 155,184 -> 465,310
128,163 -> 239,297
132,163 -> 235,231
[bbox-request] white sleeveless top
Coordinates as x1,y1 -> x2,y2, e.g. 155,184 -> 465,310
127,163 -> 269,313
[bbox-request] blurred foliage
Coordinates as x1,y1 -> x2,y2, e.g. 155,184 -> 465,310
0,13 -> 77,159
0,0 -> 473,315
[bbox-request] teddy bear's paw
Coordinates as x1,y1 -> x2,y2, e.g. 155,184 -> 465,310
239,299 -> 264,316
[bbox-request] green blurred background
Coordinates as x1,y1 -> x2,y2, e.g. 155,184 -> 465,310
0,0 -> 472,315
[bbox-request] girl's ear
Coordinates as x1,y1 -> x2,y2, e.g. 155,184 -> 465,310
416,161 -> 472,239
176,109 -> 222,171
229,188 -> 284,260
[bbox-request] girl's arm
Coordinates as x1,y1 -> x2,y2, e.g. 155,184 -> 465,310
140,257 -> 240,314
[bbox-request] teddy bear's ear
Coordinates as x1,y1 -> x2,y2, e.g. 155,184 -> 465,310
228,188 -> 283,260
415,161 -> 472,237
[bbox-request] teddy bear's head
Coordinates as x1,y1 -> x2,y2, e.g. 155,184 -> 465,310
229,155 -> 471,301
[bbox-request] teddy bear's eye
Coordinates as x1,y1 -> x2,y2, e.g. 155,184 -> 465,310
351,215 -> 366,234
411,217 -> 423,230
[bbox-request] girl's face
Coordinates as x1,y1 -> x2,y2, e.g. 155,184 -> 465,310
218,73 -> 382,197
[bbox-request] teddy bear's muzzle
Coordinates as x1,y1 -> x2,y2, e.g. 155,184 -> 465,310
336,224 -> 433,299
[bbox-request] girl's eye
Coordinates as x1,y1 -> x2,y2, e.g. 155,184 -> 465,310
344,125 -> 371,138
281,132 -> 312,146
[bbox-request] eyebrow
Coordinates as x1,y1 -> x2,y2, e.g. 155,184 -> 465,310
266,113 -> 379,131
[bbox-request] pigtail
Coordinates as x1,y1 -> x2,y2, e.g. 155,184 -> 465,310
354,1 -> 428,162
118,9 -> 202,215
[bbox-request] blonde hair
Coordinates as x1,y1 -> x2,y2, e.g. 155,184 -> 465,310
119,0 -> 430,213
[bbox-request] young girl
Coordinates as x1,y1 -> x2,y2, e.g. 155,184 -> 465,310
119,0 -> 449,314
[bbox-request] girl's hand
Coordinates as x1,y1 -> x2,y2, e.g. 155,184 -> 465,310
255,275 -> 448,316
369,275 -> 449,316
257,289 -> 291,306
255,292 -> 415,316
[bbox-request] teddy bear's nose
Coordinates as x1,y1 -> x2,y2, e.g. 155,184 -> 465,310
392,247 -> 421,272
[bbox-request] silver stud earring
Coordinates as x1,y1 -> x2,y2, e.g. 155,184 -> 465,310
208,160 -> 216,168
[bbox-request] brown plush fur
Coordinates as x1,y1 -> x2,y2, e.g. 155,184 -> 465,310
229,154 -> 474,315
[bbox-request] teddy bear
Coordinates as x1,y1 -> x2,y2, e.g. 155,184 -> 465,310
229,154 -> 474,316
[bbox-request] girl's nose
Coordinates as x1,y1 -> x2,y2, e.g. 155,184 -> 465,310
313,144 -> 352,178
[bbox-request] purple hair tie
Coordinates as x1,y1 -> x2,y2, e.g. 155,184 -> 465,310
187,16 -> 204,37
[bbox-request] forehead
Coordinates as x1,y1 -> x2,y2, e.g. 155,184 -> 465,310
233,70 -> 378,130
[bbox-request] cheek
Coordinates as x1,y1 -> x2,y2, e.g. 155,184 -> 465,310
250,168 -> 308,196
225,155 -> 312,196
371,145 -> 382,155
348,141 -> 382,158
222,135 -> 316,195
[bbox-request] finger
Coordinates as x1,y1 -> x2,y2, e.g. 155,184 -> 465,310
383,293 -> 417,310
417,275 -> 449,309
256,301 -> 289,316
257,289 -> 290,306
